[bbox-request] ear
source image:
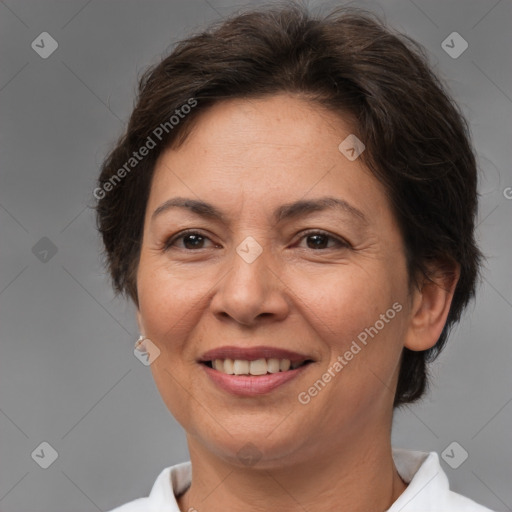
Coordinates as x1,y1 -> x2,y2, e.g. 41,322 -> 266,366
404,260 -> 460,352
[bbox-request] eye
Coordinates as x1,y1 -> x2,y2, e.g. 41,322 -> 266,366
163,230 -> 217,251
163,229 -> 350,252
296,230 -> 350,250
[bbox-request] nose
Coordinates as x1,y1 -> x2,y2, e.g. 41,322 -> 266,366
210,239 -> 290,327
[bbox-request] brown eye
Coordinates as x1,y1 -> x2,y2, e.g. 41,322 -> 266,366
297,230 -> 350,250
164,231 -> 216,251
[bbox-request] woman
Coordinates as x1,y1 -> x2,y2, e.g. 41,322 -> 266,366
97,3 -> 493,511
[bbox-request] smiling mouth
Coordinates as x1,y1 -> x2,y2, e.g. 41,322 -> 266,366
201,358 -> 313,376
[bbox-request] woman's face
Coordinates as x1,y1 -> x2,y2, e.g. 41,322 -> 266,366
136,94 -> 414,467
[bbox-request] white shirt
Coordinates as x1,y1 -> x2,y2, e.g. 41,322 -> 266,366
107,448 -> 495,511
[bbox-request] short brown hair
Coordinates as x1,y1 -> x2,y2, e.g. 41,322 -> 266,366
96,3 -> 482,407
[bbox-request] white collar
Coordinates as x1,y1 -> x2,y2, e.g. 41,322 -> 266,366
123,448 -> 493,511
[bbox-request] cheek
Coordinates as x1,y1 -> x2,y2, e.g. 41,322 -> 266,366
136,252 -> 208,343
137,255 -> 206,427
300,262 -> 407,386
291,265 -> 397,342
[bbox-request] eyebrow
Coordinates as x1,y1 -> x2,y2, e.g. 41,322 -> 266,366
151,196 -> 368,225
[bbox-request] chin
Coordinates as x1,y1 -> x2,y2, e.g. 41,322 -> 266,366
200,427 -> 307,469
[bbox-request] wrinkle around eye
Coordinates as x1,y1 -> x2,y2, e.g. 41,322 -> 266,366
151,223 -> 379,255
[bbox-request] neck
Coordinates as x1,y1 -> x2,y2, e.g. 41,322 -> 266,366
177,434 -> 407,512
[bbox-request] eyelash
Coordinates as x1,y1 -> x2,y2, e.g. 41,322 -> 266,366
163,229 -> 350,251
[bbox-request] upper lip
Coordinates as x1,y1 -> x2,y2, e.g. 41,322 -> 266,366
198,345 -> 314,363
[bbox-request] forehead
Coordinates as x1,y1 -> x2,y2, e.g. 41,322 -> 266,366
147,94 -> 392,226
176,94 -> 354,161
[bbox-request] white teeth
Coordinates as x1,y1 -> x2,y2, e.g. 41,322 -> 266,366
233,360 -> 249,375
267,358 -> 281,373
249,359 -> 268,375
209,358 -> 308,375
280,359 -> 291,371
223,358 -> 234,374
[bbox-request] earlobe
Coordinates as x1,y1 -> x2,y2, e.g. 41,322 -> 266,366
404,261 -> 460,352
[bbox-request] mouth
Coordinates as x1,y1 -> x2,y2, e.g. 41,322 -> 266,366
197,345 -> 315,387
201,357 -> 314,376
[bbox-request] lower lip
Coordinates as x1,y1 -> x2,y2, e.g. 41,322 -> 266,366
200,363 -> 311,396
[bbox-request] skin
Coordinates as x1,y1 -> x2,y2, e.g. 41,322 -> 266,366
135,94 -> 458,512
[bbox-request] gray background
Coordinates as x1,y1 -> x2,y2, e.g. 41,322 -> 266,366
0,0 -> 511,511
